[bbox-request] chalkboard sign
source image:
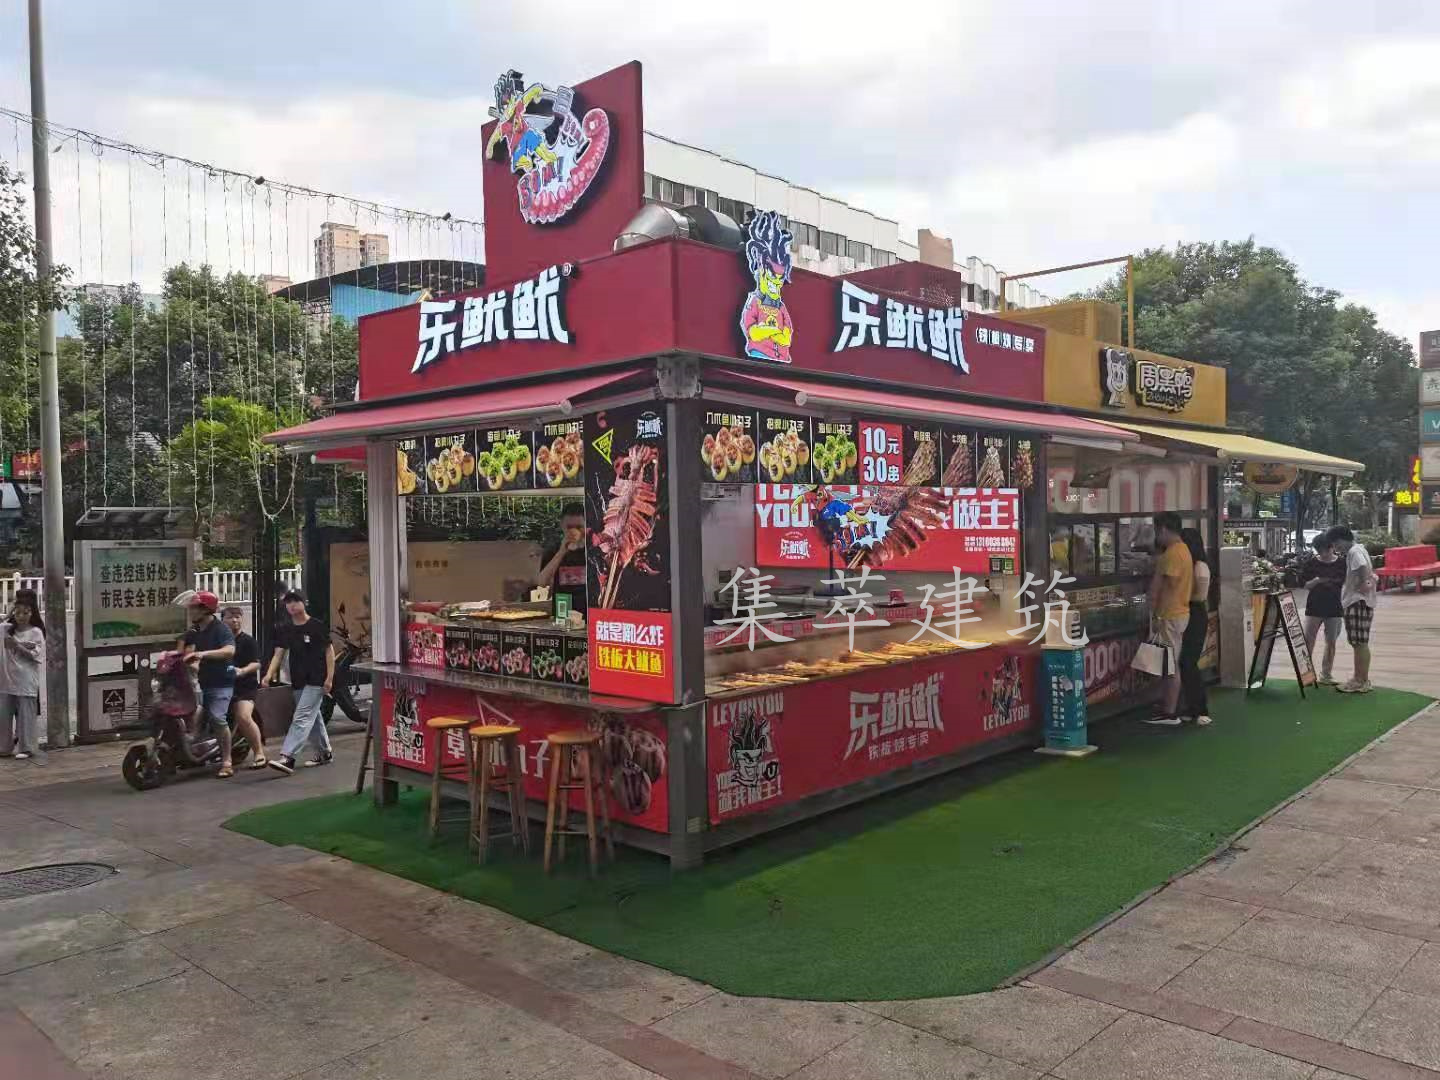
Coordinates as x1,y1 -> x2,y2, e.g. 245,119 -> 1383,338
1248,590 -> 1317,696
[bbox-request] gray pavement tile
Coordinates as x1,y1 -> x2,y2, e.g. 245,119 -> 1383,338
880,984 -> 1122,1071
1393,943 -> 1440,1000
1284,864 -> 1440,926
1050,1012 -> 1315,1080
1054,925 -> 1209,992
104,878 -> 277,934
789,1018 -> 1038,1080
1342,749 -> 1440,787
1189,824 -> 1351,895
0,911 -> 134,975
651,993 -> 879,1079
22,966 -> 371,1080
1270,777 -> 1415,835
1160,947 -> 1384,1041
255,959 -> 493,1046
0,936 -> 189,1009
328,996 -> 566,1080
1110,888 -> 1259,947
528,947 -> 717,1026
1363,789 -> 1440,848
157,899 -> 401,1003
529,1041 -> 665,1079
1345,987 -> 1440,1071
1217,908 -> 1424,983
1222,824 -> 1352,866
1322,835 -> 1440,884
1310,1072 -> 1363,1080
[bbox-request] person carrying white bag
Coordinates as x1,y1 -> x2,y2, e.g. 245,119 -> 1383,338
1133,512 -> 1193,726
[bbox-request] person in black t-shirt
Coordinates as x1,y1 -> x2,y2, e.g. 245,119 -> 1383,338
261,589 -> 335,775
536,502 -> 587,618
181,591 -> 236,777
1301,534 -> 1346,684
221,607 -> 268,769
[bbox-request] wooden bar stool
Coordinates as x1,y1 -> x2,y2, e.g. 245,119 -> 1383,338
424,715 -> 477,838
468,724 -> 528,863
543,730 -> 614,877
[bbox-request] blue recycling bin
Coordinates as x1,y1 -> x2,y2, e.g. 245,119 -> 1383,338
1041,646 -> 1090,752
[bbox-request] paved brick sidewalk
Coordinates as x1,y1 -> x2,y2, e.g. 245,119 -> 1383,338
3,706 -> 1439,1078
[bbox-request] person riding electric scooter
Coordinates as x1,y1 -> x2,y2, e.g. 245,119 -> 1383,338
121,650 -> 252,790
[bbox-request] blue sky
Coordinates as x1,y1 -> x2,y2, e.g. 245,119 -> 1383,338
2,0 -> 1436,344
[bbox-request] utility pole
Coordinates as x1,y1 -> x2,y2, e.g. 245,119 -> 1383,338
28,0 -> 71,748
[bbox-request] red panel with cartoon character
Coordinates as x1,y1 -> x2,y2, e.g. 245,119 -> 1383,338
706,646 -> 1037,824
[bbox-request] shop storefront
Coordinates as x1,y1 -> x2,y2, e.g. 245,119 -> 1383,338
267,60 -> 1359,866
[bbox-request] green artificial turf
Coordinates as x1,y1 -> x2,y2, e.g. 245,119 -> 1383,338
227,683 -> 1430,1000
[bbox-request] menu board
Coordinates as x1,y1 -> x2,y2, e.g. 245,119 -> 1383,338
700,406 -> 760,484
530,631 -> 567,684
443,625 -> 472,671
755,409 -> 813,485
903,426 -> 941,486
475,425 -> 534,492
939,427 -> 975,486
535,419 -> 584,490
585,404 -> 675,703
471,627 -> 502,675
396,436 -> 425,496
424,431 -> 477,495
564,636 -> 589,685
500,630 -> 532,678
812,418 -> 857,485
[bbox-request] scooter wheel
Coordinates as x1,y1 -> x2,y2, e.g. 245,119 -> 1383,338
122,746 -> 163,791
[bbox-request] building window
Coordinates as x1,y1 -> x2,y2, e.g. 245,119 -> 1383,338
872,249 -> 895,267
819,231 -> 842,257
705,188 -> 719,211
790,221 -> 819,250
846,240 -> 872,264
659,179 -> 679,205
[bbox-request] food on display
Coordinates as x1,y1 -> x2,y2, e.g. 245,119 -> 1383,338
564,650 -> 588,683
472,641 -> 501,673
477,432 -> 532,492
706,638 -> 985,695
976,445 -> 1006,488
902,436 -> 937,486
501,646 -> 530,676
531,647 -> 564,680
397,448 -> 420,495
758,427 -> 809,483
425,442 -> 471,494
848,486 -> 948,569
445,634 -> 471,670
1013,440 -> 1035,490
592,443 -> 661,611
627,728 -> 667,781
811,431 -> 857,484
942,436 -> 973,486
564,639 -> 589,685
536,429 -> 583,488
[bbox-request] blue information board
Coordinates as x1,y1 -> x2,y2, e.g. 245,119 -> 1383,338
1042,647 -> 1089,750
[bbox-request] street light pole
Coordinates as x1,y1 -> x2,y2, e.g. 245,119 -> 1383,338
28,0 -> 71,748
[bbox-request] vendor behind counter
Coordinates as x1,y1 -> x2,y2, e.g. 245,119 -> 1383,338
537,501 -> 587,619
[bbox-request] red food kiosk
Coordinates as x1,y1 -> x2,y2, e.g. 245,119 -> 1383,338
266,61 -> 1143,866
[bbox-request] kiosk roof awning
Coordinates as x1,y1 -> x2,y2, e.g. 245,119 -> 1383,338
264,368 -> 650,452
711,370 -> 1139,445
1113,422 -> 1363,477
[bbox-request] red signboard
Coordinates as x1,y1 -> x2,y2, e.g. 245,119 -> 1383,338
379,676 -> 670,833
481,61 -> 645,285
706,647 -> 1036,823
753,483 -> 1022,574
588,610 -> 674,702
357,239 -> 1047,405
11,450 -> 40,480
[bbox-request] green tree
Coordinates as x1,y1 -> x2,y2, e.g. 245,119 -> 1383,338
1091,240 -> 1417,523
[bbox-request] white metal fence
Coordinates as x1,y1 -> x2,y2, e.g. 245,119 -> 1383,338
0,567 -> 302,612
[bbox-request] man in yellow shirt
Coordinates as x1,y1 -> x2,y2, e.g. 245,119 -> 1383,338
1146,512 -> 1193,725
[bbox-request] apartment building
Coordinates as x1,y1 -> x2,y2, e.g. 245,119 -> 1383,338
642,131 -> 1050,312
314,222 -> 391,278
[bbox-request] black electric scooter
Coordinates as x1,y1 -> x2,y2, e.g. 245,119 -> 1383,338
122,652 -> 251,790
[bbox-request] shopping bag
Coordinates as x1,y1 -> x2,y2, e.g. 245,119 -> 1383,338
1130,638 -> 1172,678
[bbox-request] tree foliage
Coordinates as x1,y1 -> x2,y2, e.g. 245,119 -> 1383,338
1091,240 -> 1417,494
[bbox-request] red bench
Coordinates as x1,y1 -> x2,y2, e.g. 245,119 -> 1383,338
1377,545 -> 1440,593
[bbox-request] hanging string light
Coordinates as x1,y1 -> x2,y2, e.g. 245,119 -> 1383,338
95,143 -> 108,506
161,158 -> 172,507
126,151 -> 138,504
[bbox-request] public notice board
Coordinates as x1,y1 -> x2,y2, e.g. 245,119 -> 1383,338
79,540 -> 193,649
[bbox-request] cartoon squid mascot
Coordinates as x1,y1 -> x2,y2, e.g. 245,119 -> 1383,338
739,210 -> 795,364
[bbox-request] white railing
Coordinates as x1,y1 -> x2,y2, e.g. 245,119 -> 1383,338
1,567 -> 301,612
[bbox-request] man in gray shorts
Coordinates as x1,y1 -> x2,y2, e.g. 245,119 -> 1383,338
182,590 -> 237,777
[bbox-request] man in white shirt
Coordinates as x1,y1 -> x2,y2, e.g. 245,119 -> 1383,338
1327,526 -> 1375,693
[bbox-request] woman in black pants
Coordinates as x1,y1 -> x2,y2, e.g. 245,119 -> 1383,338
1178,528 -> 1213,726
